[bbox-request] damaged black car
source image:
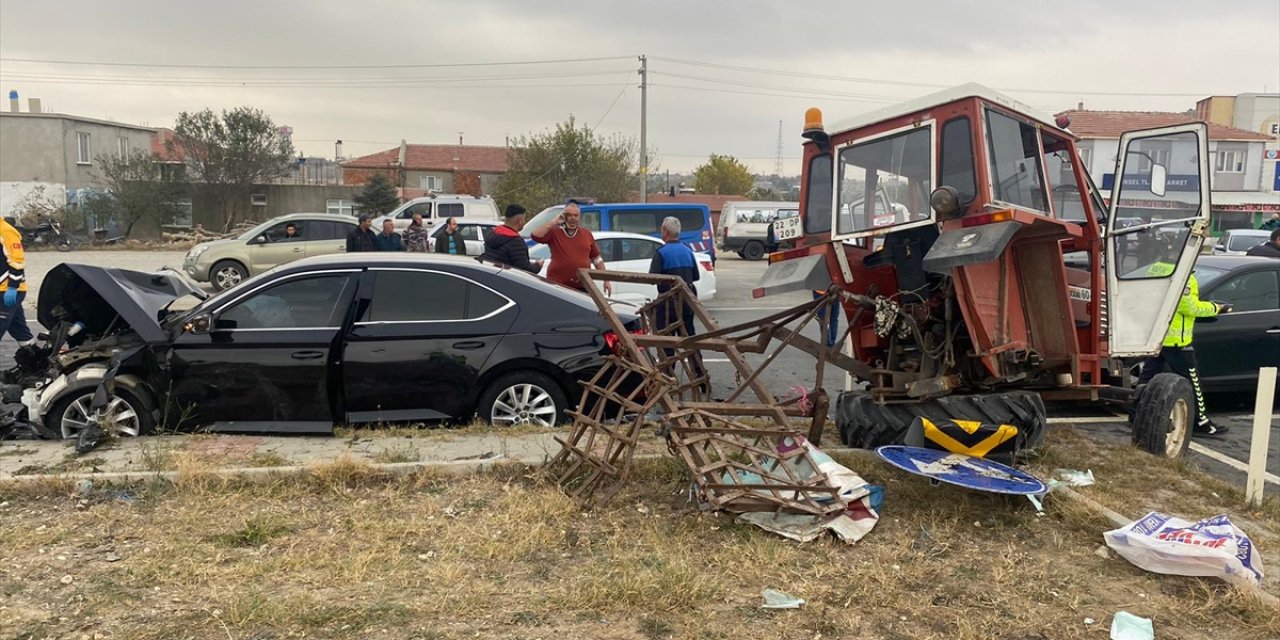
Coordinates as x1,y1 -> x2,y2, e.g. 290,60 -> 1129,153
3,254 -> 639,440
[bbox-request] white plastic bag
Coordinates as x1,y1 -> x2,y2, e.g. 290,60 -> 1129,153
1104,512 -> 1263,585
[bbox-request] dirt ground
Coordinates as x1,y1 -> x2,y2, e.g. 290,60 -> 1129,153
1,428 -> 1278,640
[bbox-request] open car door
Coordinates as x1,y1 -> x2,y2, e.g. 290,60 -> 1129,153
1104,123 -> 1211,357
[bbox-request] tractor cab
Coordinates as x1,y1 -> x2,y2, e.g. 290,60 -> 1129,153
758,83 -> 1210,402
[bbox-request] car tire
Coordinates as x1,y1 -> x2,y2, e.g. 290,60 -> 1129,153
1131,373 -> 1193,459
211,260 -> 248,291
478,371 -> 568,428
46,384 -> 157,441
741,241 -> 766,261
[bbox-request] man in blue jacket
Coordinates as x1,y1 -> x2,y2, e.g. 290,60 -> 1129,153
649,216 -> 700,338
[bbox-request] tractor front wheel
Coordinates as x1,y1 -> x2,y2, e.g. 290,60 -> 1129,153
1131,373 -> 1194,459
836,390 -> 1047,450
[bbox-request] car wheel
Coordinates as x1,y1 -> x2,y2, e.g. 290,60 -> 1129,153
48,386 -> 156,440
479,371 -> 567,428
211,260 -> 248,291
741,241 -> 765,261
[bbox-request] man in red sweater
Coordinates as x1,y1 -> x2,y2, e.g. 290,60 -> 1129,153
531,201 -> 612,295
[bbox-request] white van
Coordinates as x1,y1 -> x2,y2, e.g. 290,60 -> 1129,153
717,201 -> 799,260
377,194 -> 500,231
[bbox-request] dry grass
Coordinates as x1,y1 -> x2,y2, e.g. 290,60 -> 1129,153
1,429 -> 1277,640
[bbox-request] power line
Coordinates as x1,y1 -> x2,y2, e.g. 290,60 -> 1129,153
652,70 -> 909,101
652,56 -> 1213,98
0,69 -> 635,86
650,82 -> 899,103
0,54 -> 635,70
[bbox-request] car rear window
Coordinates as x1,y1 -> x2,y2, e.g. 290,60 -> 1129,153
1227,234 -> 1266,252
439,203 -> 464,218
362,270 -> 509,322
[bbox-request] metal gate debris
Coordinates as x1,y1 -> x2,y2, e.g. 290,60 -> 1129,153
546,268 -> 869,518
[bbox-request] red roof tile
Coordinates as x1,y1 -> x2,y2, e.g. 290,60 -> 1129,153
342,144 -> 510,173
150,128 -> 186,162
1056,110 -> 1271,141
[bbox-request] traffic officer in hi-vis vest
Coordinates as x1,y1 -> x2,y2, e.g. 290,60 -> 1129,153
0,217 -> 35,346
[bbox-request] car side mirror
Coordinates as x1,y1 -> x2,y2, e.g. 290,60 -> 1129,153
214,318 -> 238,330
184,314 -> 212,334
1150,163 -> 1168,197
247,235 -> 266,246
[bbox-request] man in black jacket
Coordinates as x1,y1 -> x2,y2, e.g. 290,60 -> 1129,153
1245,229 -> 1280,258
346,215 -> 377,252
481,204 -> 544,273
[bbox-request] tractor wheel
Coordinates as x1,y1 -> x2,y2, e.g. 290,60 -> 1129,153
836,390 -> 1047,450
1131,373 -> 1193,459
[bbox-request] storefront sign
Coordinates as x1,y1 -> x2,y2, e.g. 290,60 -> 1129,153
1101,173 -> 1200,192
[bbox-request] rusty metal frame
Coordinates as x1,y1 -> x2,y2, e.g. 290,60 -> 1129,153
546,267 -> 861,513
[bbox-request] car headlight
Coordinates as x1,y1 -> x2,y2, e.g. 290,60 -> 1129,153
187,244 -> 210,261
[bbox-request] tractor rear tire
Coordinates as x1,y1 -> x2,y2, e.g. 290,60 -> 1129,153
836,390 -> 1047,450
1131,373 -> 1193,459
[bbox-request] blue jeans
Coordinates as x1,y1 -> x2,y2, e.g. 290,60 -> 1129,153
0,290 -> 33,343
814,291 -> 839,348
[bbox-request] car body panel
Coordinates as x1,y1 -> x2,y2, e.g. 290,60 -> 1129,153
37,263 -> 206,344
1193,256 -> 1280,391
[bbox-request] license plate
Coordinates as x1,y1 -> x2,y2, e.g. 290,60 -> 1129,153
774,216 -> 802,241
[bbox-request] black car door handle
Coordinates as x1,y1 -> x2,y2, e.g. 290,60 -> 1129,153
452,341 -> 487,350
291,350 -> 325,360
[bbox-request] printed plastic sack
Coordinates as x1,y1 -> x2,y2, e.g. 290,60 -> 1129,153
1104,511 -> 1264,585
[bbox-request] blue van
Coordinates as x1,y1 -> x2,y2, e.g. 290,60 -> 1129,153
523,202 -> 716,260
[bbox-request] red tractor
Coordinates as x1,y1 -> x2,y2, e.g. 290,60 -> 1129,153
757,83 -> 1213,458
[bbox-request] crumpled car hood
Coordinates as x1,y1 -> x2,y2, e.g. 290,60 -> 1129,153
38,264 -> 206,344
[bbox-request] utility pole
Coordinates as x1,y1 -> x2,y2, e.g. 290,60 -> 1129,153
639,54 -> 648,203
774,120 -> 784,177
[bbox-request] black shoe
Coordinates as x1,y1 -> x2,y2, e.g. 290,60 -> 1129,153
1193,422 -> 1229,437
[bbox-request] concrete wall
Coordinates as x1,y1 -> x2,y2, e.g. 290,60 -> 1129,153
59,120 -> 156,190
0,114 -> 66,185
0,180 -> 67,217
189,183 -> 361,229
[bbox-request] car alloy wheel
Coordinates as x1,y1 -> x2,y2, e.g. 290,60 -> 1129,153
490,383 -> 558,427
214,266 -> 243,290
1164,397 -> 1190,458
59,393 -> 143,439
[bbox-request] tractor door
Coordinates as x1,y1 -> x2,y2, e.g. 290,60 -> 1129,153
1104,123 -> 1210,357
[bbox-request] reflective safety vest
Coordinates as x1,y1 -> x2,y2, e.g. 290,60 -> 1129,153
1147,261 -> 1217,347
0,218 -> 26,293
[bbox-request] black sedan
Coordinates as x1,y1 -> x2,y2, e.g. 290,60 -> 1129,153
1189,255 -> 1280,393
22,254 -> 638,439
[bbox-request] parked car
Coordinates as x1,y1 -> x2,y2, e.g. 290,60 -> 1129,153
378,194 -> 500,231
522,203 -> 716,261
1184,255 -> 1280,393
529,231 -> 717,303
23,255 -> 641,440
182,213 -> 357,291
1212,229 -> 1272,256
716,201 -> 798,260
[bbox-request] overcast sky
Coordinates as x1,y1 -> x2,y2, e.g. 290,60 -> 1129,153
2,0 -> 1277,174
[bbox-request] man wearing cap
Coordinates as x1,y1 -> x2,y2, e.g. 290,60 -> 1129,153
346,214 -> 377,252
481,204 -> 543,273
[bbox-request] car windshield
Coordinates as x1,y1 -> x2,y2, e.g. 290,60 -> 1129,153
836,126 -> 932,235
1227,234 -> 1266,252
1193,265 -> 1229,288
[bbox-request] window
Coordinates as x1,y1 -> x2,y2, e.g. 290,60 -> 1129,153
1214,150 -> 1244,173
1078,147 -> 1093,172
219,275 -> 354,329
1226,233 -> 1268,252
986,111 -> 1047,212
361,270 -> 509,322
438,202 -> 464,218
803,154 -> 833,235
1134,143 -> 1172,173
420,175 -> 443,191
595,239 -> 617,262
76,132 -> 91,164
262,220 -> 305,242
458,224 -> 482,241
1210,270 -> 1279,313
306,221 -> 353,241
250,193 -> 268,206
1112,130 -> 1202,280
401,202 -> 432,219
172,200 -> 193,228
619,238 -> 658,261
326,199 -> 354,216
611,209 -> 705,234
580,211 -> 601,230
117,136 -> 129,157
939,117 -> 976,206
838,126 -> 932,234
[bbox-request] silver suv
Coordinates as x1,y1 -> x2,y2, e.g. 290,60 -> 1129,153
182,213 -> 358,291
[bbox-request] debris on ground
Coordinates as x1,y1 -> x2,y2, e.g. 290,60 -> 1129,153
1049,468 -> 1097,490
1103,512 -> 1264,585
874,445 -> 1048,496
761,588 -> 805,609
547,273 -> 865,534
1110,611 -> 1155,640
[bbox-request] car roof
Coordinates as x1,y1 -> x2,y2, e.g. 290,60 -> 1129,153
581,202 -> 710,210
267,212 -> 357,223
591,231 -> 661,242
1195,255 -> 1279,269
1222,229 -> 1271,236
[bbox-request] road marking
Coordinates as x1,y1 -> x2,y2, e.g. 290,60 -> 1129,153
1048,416 -> 1127,424
1189,442 -> 1280,486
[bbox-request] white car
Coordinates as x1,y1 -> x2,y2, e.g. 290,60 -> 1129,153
1212,229 -> 1272,256
375,194 -> 500,232
529,231 -> 717,304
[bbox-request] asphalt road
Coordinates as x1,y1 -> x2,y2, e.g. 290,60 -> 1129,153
3,249 -> 1276,483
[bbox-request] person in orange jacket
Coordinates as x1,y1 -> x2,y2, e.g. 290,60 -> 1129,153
0,217 -> 35,345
